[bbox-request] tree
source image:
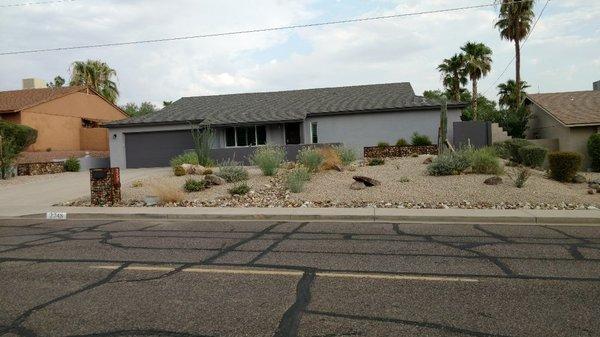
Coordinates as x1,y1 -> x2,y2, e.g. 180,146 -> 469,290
496,0 -> 535,109
70,60 -> 119,103
497,80 -> 530,109
437,53 -> 467,101
461,42 -> 493,120
163,101 -> 173,107
121,102 -> 157,117
46,76 -> 65,88
0,121 -> 37,179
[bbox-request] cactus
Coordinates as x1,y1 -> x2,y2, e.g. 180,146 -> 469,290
438,99 -> 448,155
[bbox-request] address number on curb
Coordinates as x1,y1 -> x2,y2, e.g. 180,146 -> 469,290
46,212 -> 67,220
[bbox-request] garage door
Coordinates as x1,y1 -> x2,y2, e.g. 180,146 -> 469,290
125,130 -> 194,168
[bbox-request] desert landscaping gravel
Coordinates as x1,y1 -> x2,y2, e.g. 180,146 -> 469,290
63,156 -> 600,210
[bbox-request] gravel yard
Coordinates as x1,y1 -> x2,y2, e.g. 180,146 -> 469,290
76,155 -> 600,210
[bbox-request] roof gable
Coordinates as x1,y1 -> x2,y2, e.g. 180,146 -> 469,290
0,86 -> 86,113
527,90 -> 600,126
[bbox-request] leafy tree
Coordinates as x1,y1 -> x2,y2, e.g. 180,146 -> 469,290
437,53 -> 468,101
46,76 -> 65,88
498,79 -> 530,110
70,60 -> 119,103
0,122 -> 38,179
496,0 -> 535,109
461,42 -> 493,120
121,102 -> 157,117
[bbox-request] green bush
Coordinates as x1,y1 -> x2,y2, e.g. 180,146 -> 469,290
250,145 -> 285,176
518,145 -> 547,168
548,152 -> 582,182
588,133 -> 600,172
297,148 -> 324,172
333,146 -> 356,165
396,138 -> 409,146
228,182 -> 251,195
170,152 -> 198,168
466,148 -> 503,174
427,151 -> 472,176
377,141 -> 390,148
368,158 -> 385,166
63,157 -> 80,172
184,178 -> 206,192
216,160 -> 249,183
491,141 -> 511,159
173,165 -> 186,176
411,132 -> 432,146
514,168 -> 531,188
503,138 -> 533,164
0,121 -> 37,152
286,166 -> 311,193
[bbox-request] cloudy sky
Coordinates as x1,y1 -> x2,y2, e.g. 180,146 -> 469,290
1,0 -> 598,107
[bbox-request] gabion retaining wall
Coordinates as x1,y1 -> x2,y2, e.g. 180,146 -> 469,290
17,162 -> 64,176
364,145 -> 438,158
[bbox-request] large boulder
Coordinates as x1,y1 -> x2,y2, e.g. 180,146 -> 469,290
350,181 -> 367,190
484,176 -> 503,185
572,174 -> 586,184
353,176 -> 381,187
422,157 -> 433,164
191,165 -> 205,175
204,174 -> 226,186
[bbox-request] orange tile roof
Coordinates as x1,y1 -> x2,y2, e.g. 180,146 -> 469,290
0,86 -> 86,113
527,90 -> 600,126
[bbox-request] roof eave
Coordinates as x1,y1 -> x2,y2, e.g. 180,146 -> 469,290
306,103 -> 467,117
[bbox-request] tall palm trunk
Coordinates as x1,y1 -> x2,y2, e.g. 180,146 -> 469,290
514,40 -> 521,109
471,78 -> 478,120
452,73 -> 460,101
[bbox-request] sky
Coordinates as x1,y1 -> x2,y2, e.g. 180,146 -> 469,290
0,0 -> 599,107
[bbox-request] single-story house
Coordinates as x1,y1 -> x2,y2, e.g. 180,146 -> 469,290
0,79 -> 128,152
106,82 -> 466,168
525,85 -> 600,168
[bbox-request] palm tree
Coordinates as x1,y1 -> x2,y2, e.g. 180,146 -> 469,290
495,0 -> 535,109
69,60 -> 119,103
437,53 -> 468,101
498,79 -> 530,109
461,42 -> 493,120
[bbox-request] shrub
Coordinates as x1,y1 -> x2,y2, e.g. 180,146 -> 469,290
184,178 -> 206,192
190,124 -> 215,167
548,152 -> 582,182
368,158 -> 385,166
173,165 -> 186,176
297,147 -> 324,172
250,145 -> 285,176
0,121 -> 37,152
0,136 -> 18,179
216,160 -> 249,183
170,152 -> 198,168
411,132 -> 432,146
398,176 -> 410,183
286,166 -> 311,193
518,145 -> 547,168
319,147 -> 342,170
588,133 -> 600,172
64,157 -> 80,172
228,182 -> 251,195
514,168 -> 531,188
203,168 -> 213,175
491,141 -> 511,159
131,180 -> 143,188
377,142 -> 390,148
151,183 -> 184,203
504,138 -> 533,164
396,138 -> 409,147
427,151 -> 471,176
466,148 -> 503,175
333,146 -> 356,165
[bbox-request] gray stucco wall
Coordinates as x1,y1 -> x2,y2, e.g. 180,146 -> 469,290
302,109 -> 462,156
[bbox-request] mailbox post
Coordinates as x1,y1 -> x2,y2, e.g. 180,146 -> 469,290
90,168 -> 121,206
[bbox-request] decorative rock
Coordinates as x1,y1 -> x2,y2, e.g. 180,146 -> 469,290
347,164 -> 358,172
572,174 -> 586,183
191,165 -> 205,175
588,189 -> 596,195
422,157 -> 433,164
332,164 -> 344,172
590,183 -> 600,190
484,176 -> 503,185
353,175 -> 381,187
181,164 -> 194,174
350,181 -> 366,190
204,174 -> 226,186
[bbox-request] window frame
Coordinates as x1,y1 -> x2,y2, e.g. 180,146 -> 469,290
310,122 -> 318,144
224,125 -> 267,147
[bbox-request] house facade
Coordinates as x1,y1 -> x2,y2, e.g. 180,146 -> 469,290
0,80 -> 128,152
106,82 -> 466,168
525,86 -> 600,168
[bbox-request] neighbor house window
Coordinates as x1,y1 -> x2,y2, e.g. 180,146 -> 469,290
310,122 -> 318,144
225,125 -> 267,147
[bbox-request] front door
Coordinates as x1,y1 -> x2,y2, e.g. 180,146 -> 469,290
285,123 -> 301,145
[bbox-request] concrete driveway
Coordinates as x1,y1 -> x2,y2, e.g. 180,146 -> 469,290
0,168 -> 168,217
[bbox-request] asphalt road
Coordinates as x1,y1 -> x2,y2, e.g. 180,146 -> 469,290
0,219 -> 599,337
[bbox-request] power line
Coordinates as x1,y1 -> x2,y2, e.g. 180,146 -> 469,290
1,0 -> 535,56
0,0 -> 79,8
482,0 -> 550,95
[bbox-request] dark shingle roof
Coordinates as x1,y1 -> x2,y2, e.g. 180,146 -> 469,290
0,86 -> 86,112
526,90 -> 600,126
107,82 -> 465,127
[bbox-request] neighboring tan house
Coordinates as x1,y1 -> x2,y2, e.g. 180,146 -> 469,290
525,85 -> 600,168
0,79 -> 128,152
106,82 -> 467,168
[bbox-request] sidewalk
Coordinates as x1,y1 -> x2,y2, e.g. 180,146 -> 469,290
14,206 -> 600,225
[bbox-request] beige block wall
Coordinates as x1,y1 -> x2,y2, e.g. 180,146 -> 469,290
80,128 -> 109,151
20,112 -> 81,151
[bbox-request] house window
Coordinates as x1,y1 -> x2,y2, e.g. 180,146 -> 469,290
310,122 -> 318,144
225,125 -> 267,147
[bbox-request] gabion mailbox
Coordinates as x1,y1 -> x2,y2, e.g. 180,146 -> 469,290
90,168 -> 121,206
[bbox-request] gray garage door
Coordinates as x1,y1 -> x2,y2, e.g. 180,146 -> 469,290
125,130 -> 194,168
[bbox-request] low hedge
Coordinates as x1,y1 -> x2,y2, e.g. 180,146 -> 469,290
548,152 -> 582,182
588,133 -> 600,172
518,145 -> 547,168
